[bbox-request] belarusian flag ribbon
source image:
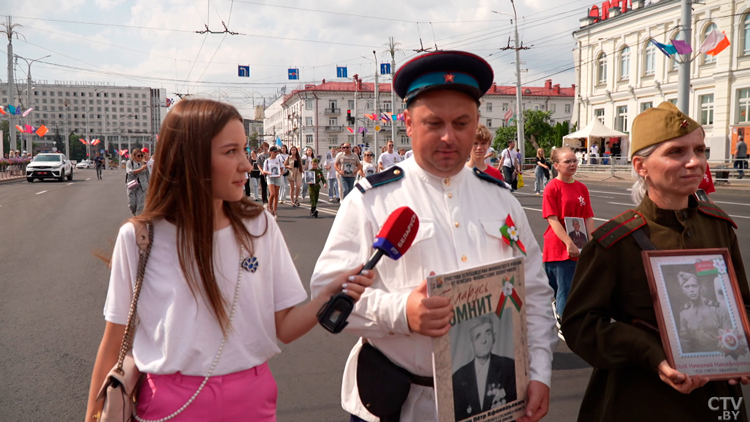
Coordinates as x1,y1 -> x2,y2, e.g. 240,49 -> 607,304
496,276 -> 523,320
499,214 -> 527,255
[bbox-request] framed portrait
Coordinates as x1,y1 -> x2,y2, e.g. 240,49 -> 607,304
304,171 -> 316,184
643,249 -> 750,380
325,152 -> 333,161
563,216 -> 588,250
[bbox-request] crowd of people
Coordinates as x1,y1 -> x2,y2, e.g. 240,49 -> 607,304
83,49 -> 747,422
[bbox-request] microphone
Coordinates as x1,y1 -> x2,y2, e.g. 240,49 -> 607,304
317,207 -> 420,334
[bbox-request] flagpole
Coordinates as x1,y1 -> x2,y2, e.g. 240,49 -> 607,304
677,0 -> 692,114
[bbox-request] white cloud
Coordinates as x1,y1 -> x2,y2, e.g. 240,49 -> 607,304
95,0 -> 127,9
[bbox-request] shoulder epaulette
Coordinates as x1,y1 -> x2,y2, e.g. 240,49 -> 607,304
593,209 -> 647,249
697,201 -> 737,229
355,165 -> 405,194
472,167 -> 509,190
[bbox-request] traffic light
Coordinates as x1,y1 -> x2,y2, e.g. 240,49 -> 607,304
347,110 -> 354,125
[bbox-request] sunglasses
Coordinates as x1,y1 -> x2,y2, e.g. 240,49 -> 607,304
342,146 -> 351,149
365,153 -> 374,156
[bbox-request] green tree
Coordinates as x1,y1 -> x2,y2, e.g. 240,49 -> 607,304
492,110 -> 555,157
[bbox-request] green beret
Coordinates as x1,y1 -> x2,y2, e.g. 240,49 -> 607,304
630,102 -> 702,158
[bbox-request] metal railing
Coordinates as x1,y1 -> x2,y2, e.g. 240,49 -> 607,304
0,162 -> 29,180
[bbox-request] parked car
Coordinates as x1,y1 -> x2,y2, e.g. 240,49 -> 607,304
76,160 -> 94,169
26,153 -> 74,182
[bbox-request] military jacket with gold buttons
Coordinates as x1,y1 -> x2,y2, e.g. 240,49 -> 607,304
310,157 -> 557,422
561,194 -> 749,422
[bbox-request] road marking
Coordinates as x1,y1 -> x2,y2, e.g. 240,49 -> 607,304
729,214 -> 750,220
715,201 -> 750,207
589,195 -> 615,199
522,206 -> 608,222
67,183 -> 73,186
589,190 -> 630,196
86,178 -> 91,181
608,201 -> 636,207
36,190 -> 48,195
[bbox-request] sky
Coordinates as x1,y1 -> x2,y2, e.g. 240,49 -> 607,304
2,0 -> 593,118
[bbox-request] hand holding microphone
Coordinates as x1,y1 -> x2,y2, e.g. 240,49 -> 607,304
317,207 -> 420,334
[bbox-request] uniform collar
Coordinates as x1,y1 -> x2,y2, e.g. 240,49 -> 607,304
406,158 -> 468,188
637,193 -> 699,229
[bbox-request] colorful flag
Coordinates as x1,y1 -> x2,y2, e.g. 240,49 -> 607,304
380,113 -> 391,123
22,108 -> 33,117
365,113 -> 376,121
15,106 -> 22,115
275,136 -> 282,146
15,125 -> 24,132
79,138 -> 88,145
0,107 -> 5,115
8,105 -> 16,115
397,113 -> 404,121
346,127 -> 354,133
700,30 -> 723,54
92,139 -> 101,145
503,107 -> 513,122
651,39 -> 677,57
36,125 -> 48,137
671,39 -> 692,54
705,32 -> 730,56
24,124 -> 33,133
358,127 -> 368,134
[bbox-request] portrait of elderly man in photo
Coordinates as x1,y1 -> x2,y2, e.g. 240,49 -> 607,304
567,218 -> 588,250
452,316 -> 517,421
677,271 -> 732,354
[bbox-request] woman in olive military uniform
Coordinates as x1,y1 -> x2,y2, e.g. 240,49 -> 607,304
561,102 -> 750,422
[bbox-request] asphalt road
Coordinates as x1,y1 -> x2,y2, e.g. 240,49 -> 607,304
0,169 -> 748,421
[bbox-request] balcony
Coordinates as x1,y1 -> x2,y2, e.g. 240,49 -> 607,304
324,107 -> 341,114
303,126 -> 315,133
325,125 -> 342,132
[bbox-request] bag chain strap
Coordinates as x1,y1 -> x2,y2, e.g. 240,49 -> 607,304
133,245 -> 246,422
115,222 -> 154,375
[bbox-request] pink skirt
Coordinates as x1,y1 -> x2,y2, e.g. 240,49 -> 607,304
136,363 -> 277,421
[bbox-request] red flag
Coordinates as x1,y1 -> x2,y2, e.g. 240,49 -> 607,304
35,125 -> 49,137
706,32 -> 730,56
79,138 -> 88,145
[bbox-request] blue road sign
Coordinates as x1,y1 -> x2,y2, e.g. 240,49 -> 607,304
238,65 -> 250,77
336,66 -> 347,78
380,63 -> 391,75
288,68 -> 299,80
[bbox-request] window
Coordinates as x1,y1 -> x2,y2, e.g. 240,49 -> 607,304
699,94 -> 714,125
702,24 -> 718,65
616,105 -> 628,132
383,101 -> 391,111
329,100 -> 337,109
486,118 -> 492,128
348,135 -> 356,143
640,102 -> 653,113
743,14 -> 750,56
329,117 -> 338,125
306,135 -> 314,144
348,100 -> 354,109
619,46 -> 630,80
550,104 -> 556,113
597,52 -> 607,84
329,135 -> 338,144
594,108 -> 605,124
645,41 -> 656,75
668,98 -> 678,105
738,89 -> 750,123
305,117 -> 313,125
366,100 -> 373,110
502,103 -> 509,111
564,104 -> 571,114
486,102 -> 492,112
534,105 -> 540,111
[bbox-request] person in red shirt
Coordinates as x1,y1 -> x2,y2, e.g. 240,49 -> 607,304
542,147 -> 595,319
467,124 -> 504,181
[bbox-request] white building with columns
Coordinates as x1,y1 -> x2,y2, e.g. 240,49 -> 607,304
263,77 -> 574,153
573,0 -> 750,160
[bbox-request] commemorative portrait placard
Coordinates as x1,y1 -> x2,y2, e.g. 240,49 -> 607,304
643,248 -> 750,380
428,257 -> 529,422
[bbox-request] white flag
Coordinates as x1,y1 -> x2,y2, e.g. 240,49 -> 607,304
699,29 -> 722,54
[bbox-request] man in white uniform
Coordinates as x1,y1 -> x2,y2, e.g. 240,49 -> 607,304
310,50 -> 556,422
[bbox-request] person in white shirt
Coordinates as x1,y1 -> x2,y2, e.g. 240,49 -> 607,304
311,51 -> 556,422
484,146 -> 496,167
377,140 -> 402,171
500,140 -> 518,191
324,148 -> 340,202
262,146 -> 285,218
85,99 -> 373,422
358,150 -> 377,179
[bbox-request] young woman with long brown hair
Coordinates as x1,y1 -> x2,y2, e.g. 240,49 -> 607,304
285,145 -> 302,206
84,99 -> 373,422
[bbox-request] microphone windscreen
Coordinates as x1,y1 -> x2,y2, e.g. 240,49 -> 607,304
372,207 -> 420,260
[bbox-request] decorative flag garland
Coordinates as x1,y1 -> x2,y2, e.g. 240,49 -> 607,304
496,275 -> 523,320
499,214 -> 527,255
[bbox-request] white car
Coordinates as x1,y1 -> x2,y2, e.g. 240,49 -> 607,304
76,160 -> 95,169
26,153 -> 74,182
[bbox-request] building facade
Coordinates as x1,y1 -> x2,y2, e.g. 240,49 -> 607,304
2,82 -> 168,152
573,0 -> 750,159
263,77 -> 574,153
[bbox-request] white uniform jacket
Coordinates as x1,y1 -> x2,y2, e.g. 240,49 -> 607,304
310,157 -> 557,421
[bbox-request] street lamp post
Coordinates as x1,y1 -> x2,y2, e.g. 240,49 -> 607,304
493,5 -> 525,160
15,54 -> 50,154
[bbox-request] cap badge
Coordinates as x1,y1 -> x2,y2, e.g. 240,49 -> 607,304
680,120 -> 689,128
443,73 -> 455,83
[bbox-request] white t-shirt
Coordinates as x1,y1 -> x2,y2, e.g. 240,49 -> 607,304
404,150 -> 413,159
147,157 -> 154,174
484,147 -> 496,166
103,216 -> 307,376
325,158 -> 337,179
264,156 -> 284,178
362,162 -> 377,177
501,148 -> 515,169
378,151 -> 401,169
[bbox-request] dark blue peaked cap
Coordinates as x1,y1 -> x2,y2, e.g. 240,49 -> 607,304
393,50 -> 494,106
